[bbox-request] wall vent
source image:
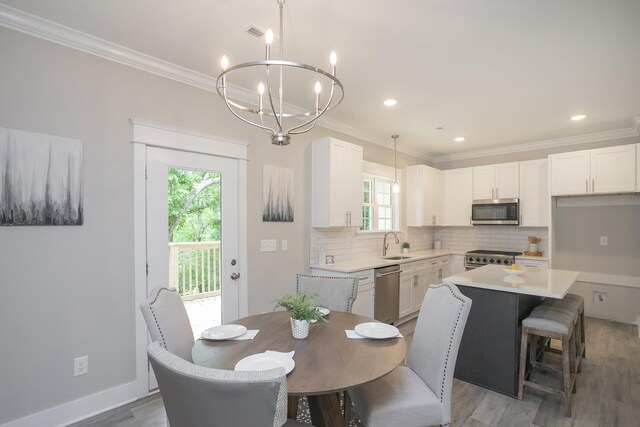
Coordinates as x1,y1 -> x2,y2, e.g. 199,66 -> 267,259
245,25 -> 265,38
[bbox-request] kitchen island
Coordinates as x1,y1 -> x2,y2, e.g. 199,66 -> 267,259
443,264 -> 580,398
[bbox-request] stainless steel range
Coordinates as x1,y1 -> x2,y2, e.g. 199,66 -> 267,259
464,249 -> 522,271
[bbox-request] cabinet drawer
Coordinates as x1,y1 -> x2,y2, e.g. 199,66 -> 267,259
515,259 -> 548,269
352,269 -> 374,285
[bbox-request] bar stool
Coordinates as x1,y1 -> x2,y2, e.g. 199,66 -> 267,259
518,299 -> 577,417
564,294 -> 586,362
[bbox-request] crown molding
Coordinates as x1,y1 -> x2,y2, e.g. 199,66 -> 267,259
1,4 -> 635,165
431,123 -> 640,163
0,4 -> 434,163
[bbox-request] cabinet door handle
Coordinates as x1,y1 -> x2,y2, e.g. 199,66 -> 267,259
585,179 -> 588,193
495,188 -> 498,198
432,215 -> 436,225
592,178 -> 595,193
349,210 -> 352,225
345,211 -> 349,225
520,214 -> 523,224
469,215 -> 472,225
357,276 -> 369,281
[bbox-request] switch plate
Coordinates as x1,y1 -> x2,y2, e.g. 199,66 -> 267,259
600,236 -> 608,246
74,356 -> 88,376
593,291 -> 607,303
260,239 -> 277,252
281,240 -> 288,250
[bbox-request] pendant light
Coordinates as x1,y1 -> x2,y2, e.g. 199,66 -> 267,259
392,134 -> 400,193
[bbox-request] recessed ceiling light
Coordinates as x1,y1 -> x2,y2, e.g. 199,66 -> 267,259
384,99 -> 397,107
571,114 -> 587,121
454,136 -> 465,142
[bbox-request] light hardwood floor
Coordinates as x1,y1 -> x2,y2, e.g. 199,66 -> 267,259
72,317 -> 640,427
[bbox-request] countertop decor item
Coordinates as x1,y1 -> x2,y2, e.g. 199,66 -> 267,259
273,293 -> 327,339
402,242 -> 410,254
528,236 -> 541,254
216,0 -> 344,145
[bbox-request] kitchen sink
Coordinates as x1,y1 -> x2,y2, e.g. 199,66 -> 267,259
383,256 -> 412,260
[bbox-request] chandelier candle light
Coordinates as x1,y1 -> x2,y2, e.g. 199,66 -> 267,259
216,0 -> 344,145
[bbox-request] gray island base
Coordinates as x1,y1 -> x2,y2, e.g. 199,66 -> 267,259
444,265 -> 580,398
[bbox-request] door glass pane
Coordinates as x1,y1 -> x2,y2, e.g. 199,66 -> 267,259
168,168 -> 222,337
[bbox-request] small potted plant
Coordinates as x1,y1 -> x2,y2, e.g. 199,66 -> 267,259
402,242 -> 410,254
273,294 -> 327,339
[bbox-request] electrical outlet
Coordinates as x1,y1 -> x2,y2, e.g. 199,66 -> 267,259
74,356 -> 88,376
593,291 -> 607,303
281,240 -> 288,250
260,239 -> 277,252
600,236 -> 608,246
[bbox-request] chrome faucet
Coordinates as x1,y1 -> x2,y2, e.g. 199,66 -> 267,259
382,232 -> 400,256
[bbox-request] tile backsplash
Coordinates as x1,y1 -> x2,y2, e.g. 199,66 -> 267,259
434,226 -> 548,254
309,227 -> 434,265
310,226 -> 548,265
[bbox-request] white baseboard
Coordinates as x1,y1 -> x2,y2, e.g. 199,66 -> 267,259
1,381 -> 139,427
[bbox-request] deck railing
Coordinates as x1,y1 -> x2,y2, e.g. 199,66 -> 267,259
168,241 -> 221,300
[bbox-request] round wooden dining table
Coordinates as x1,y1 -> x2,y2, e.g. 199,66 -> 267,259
192,310 -> 406,427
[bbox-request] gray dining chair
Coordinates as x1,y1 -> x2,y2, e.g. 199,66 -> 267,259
349,283 -> 472,427
140,287 -> 194,362
148,342 -> 308,427
296,274 -> 358,312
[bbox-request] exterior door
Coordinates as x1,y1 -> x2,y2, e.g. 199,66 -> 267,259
146,146 -> 240,388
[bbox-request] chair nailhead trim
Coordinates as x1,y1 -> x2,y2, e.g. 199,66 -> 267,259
431,283 -> 467,402
147,288 -> 177,350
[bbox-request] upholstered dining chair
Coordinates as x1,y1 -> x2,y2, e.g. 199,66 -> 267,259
296,274 -> 358,312
348,283 -> 472,427
140,287 -> 194,362
148,342 -> 308,427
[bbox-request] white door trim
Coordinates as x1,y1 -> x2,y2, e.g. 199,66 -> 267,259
131,120 -> 249,399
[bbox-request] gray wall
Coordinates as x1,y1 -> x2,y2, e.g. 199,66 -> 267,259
0,27 -> 422,423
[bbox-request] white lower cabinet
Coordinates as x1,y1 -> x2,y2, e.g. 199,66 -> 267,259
449,254 -> 465,276
399,256 -> 449,319
351,282 -> 375,318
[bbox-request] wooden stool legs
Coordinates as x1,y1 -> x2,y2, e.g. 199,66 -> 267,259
518,325 -> 576,417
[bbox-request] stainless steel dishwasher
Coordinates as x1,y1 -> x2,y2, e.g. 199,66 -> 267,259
374,264 -> 401,324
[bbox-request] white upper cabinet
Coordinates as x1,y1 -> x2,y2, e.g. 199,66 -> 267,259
406,165 -> 443,226
550,145 -> 636,196
311,137 -> 363,227
442,168 -> 473,226
590,145 -> 636,194
472,162 -> 519,199
519,159 -> 548,227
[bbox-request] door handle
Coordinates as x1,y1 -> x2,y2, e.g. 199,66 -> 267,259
230,272 -> 240,280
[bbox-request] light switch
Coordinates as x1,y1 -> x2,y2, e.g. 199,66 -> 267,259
600,236 -> 608,246
281,240 -> 288,250
260,239 -> 277,252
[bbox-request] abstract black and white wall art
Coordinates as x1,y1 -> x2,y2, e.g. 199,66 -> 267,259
0,127 -> 83,226
262,164 -> 294,222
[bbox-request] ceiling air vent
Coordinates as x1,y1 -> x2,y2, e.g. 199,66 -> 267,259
245,25 -> 265,38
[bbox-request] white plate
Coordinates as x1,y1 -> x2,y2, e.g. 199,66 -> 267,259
354,322 -> 400,339
201,324 -> 247,340
503,267 -> 524,276
234,353 -> 295,374
310,306 -> 330,323
315,307 -> 330,316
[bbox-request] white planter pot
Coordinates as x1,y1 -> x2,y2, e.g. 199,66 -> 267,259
402,248 -> 410,254
290,318 -> 310,339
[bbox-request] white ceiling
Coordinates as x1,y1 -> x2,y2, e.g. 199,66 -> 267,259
2,0 -> 640,158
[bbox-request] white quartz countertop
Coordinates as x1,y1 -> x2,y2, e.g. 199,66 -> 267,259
443,264 -> 580,298
310,249 -> 466,273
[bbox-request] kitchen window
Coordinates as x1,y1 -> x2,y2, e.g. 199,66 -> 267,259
362,175 -> 395,231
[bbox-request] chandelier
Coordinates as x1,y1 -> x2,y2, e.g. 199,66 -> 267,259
216,0 -> 344,145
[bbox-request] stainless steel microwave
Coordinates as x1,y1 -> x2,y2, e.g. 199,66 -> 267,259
471,198 -> 519,225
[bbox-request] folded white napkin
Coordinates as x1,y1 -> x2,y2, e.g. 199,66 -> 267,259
345,330 -> 403,339
265,350 -> 295,359
231,330 -> 260,340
